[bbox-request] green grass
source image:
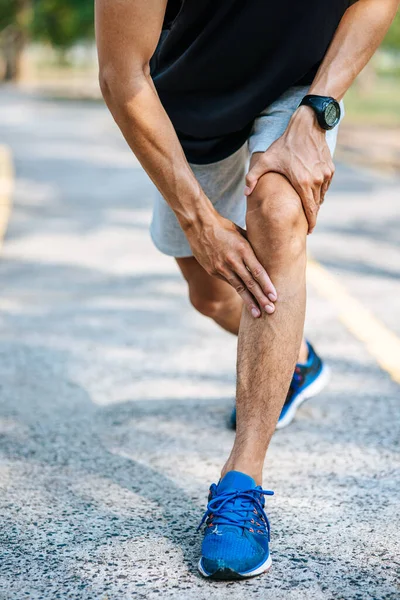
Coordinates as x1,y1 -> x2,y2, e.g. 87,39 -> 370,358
344,77 -> 400,126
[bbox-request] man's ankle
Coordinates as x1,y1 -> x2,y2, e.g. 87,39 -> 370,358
221,460 -> 263,487
297,338 -> 309,364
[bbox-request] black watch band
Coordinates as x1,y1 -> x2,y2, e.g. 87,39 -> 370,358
299,95 -> 341,130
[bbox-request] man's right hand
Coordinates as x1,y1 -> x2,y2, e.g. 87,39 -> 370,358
186,214 -> 277,318
96,0 -> 277,317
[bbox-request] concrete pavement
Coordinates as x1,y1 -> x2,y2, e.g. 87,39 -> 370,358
0,86 -> 399,599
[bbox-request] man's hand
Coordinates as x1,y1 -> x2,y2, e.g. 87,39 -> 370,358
244,106 -> 335,233
186,214 -> 277,317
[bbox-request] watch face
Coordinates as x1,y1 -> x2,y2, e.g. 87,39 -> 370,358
324,101 -> 340,127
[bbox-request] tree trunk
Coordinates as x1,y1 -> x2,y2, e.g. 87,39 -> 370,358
2,28 -> 25,81
1,0 -> 31,82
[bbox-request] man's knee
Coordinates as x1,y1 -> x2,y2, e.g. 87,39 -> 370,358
246,173 -> 307,256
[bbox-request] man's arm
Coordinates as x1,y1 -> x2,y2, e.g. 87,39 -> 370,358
245,0 -> 399,233
95,0 -> 277,318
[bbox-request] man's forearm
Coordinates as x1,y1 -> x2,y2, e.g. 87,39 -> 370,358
95,0 -> 279,315
309,0 -> 399,99
100,70 -> 216,231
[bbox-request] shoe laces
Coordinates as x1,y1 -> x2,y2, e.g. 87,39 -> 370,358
197,487 -> 274,540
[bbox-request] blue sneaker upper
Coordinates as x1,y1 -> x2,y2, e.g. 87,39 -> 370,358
198,471 -> 273,576
230,341 -> 324,430
278,341 -> 323,423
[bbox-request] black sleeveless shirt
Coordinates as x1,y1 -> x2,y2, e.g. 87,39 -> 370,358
151,1 -> 353,164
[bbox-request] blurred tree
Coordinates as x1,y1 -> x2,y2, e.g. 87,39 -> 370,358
381,10 -> 400,51
0,0 -> 31,81
31,0 -> 94,52
0,2 -> 398,82
0,0 -> 94,81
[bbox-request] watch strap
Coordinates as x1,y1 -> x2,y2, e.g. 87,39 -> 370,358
299,95 -> 340,130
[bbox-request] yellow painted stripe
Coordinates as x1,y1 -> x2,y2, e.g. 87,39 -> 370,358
307,258 -> 400,385
0,145 -> 14,243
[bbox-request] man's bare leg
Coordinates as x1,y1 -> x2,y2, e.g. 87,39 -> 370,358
176,257 -> 309,361
222,168 -> 308,484
176,256 -> 242,335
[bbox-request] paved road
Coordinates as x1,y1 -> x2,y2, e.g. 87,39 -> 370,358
0,87 -> 399,600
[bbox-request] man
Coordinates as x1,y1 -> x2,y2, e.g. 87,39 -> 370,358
95,0 -> 398,581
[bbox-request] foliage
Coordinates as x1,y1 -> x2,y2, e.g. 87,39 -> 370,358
0,0 -> 18,32
0,0 -> 31,34
0,1 -> 94,48
381,11 -> 400,51
31,0 -> 94,49
0,2 -> 399,53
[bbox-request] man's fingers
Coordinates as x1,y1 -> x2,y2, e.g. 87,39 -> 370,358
321,179 -> 330,203
235,263 -> 276,314
243,254 -> 277,302
299,187 -> 318,234
226,272 -> 262,318
323,166 -> 334,200
244,157 -> 274,196
312,184 -> 322,212
307,210 -> 317,233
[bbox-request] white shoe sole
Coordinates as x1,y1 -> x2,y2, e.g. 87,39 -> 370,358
275,364 -> 331,430
198,553 -> 272,579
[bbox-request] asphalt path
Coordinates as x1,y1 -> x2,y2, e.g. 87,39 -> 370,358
0,87 -> 399,600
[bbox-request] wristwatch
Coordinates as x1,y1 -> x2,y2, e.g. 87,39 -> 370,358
299,95 -> 341,130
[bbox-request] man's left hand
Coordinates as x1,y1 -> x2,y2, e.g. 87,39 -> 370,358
244,105 -> 336,233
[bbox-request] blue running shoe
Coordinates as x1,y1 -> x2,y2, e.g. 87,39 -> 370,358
276,342 -> 330,429
230,342 -> 329,430
197,471 -> 274,580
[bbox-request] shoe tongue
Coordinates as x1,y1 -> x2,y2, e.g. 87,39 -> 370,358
217,471 -> 256,493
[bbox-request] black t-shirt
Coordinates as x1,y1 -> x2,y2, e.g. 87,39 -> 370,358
151,1 -> 352,164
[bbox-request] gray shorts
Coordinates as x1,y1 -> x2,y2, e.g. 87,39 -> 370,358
150,85 -> 343,258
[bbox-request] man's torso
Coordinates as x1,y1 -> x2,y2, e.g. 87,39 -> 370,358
151,0 -> 352,163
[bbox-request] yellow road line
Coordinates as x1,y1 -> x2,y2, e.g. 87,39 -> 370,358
307,258 -> 400,385
0,145 -> 14,244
